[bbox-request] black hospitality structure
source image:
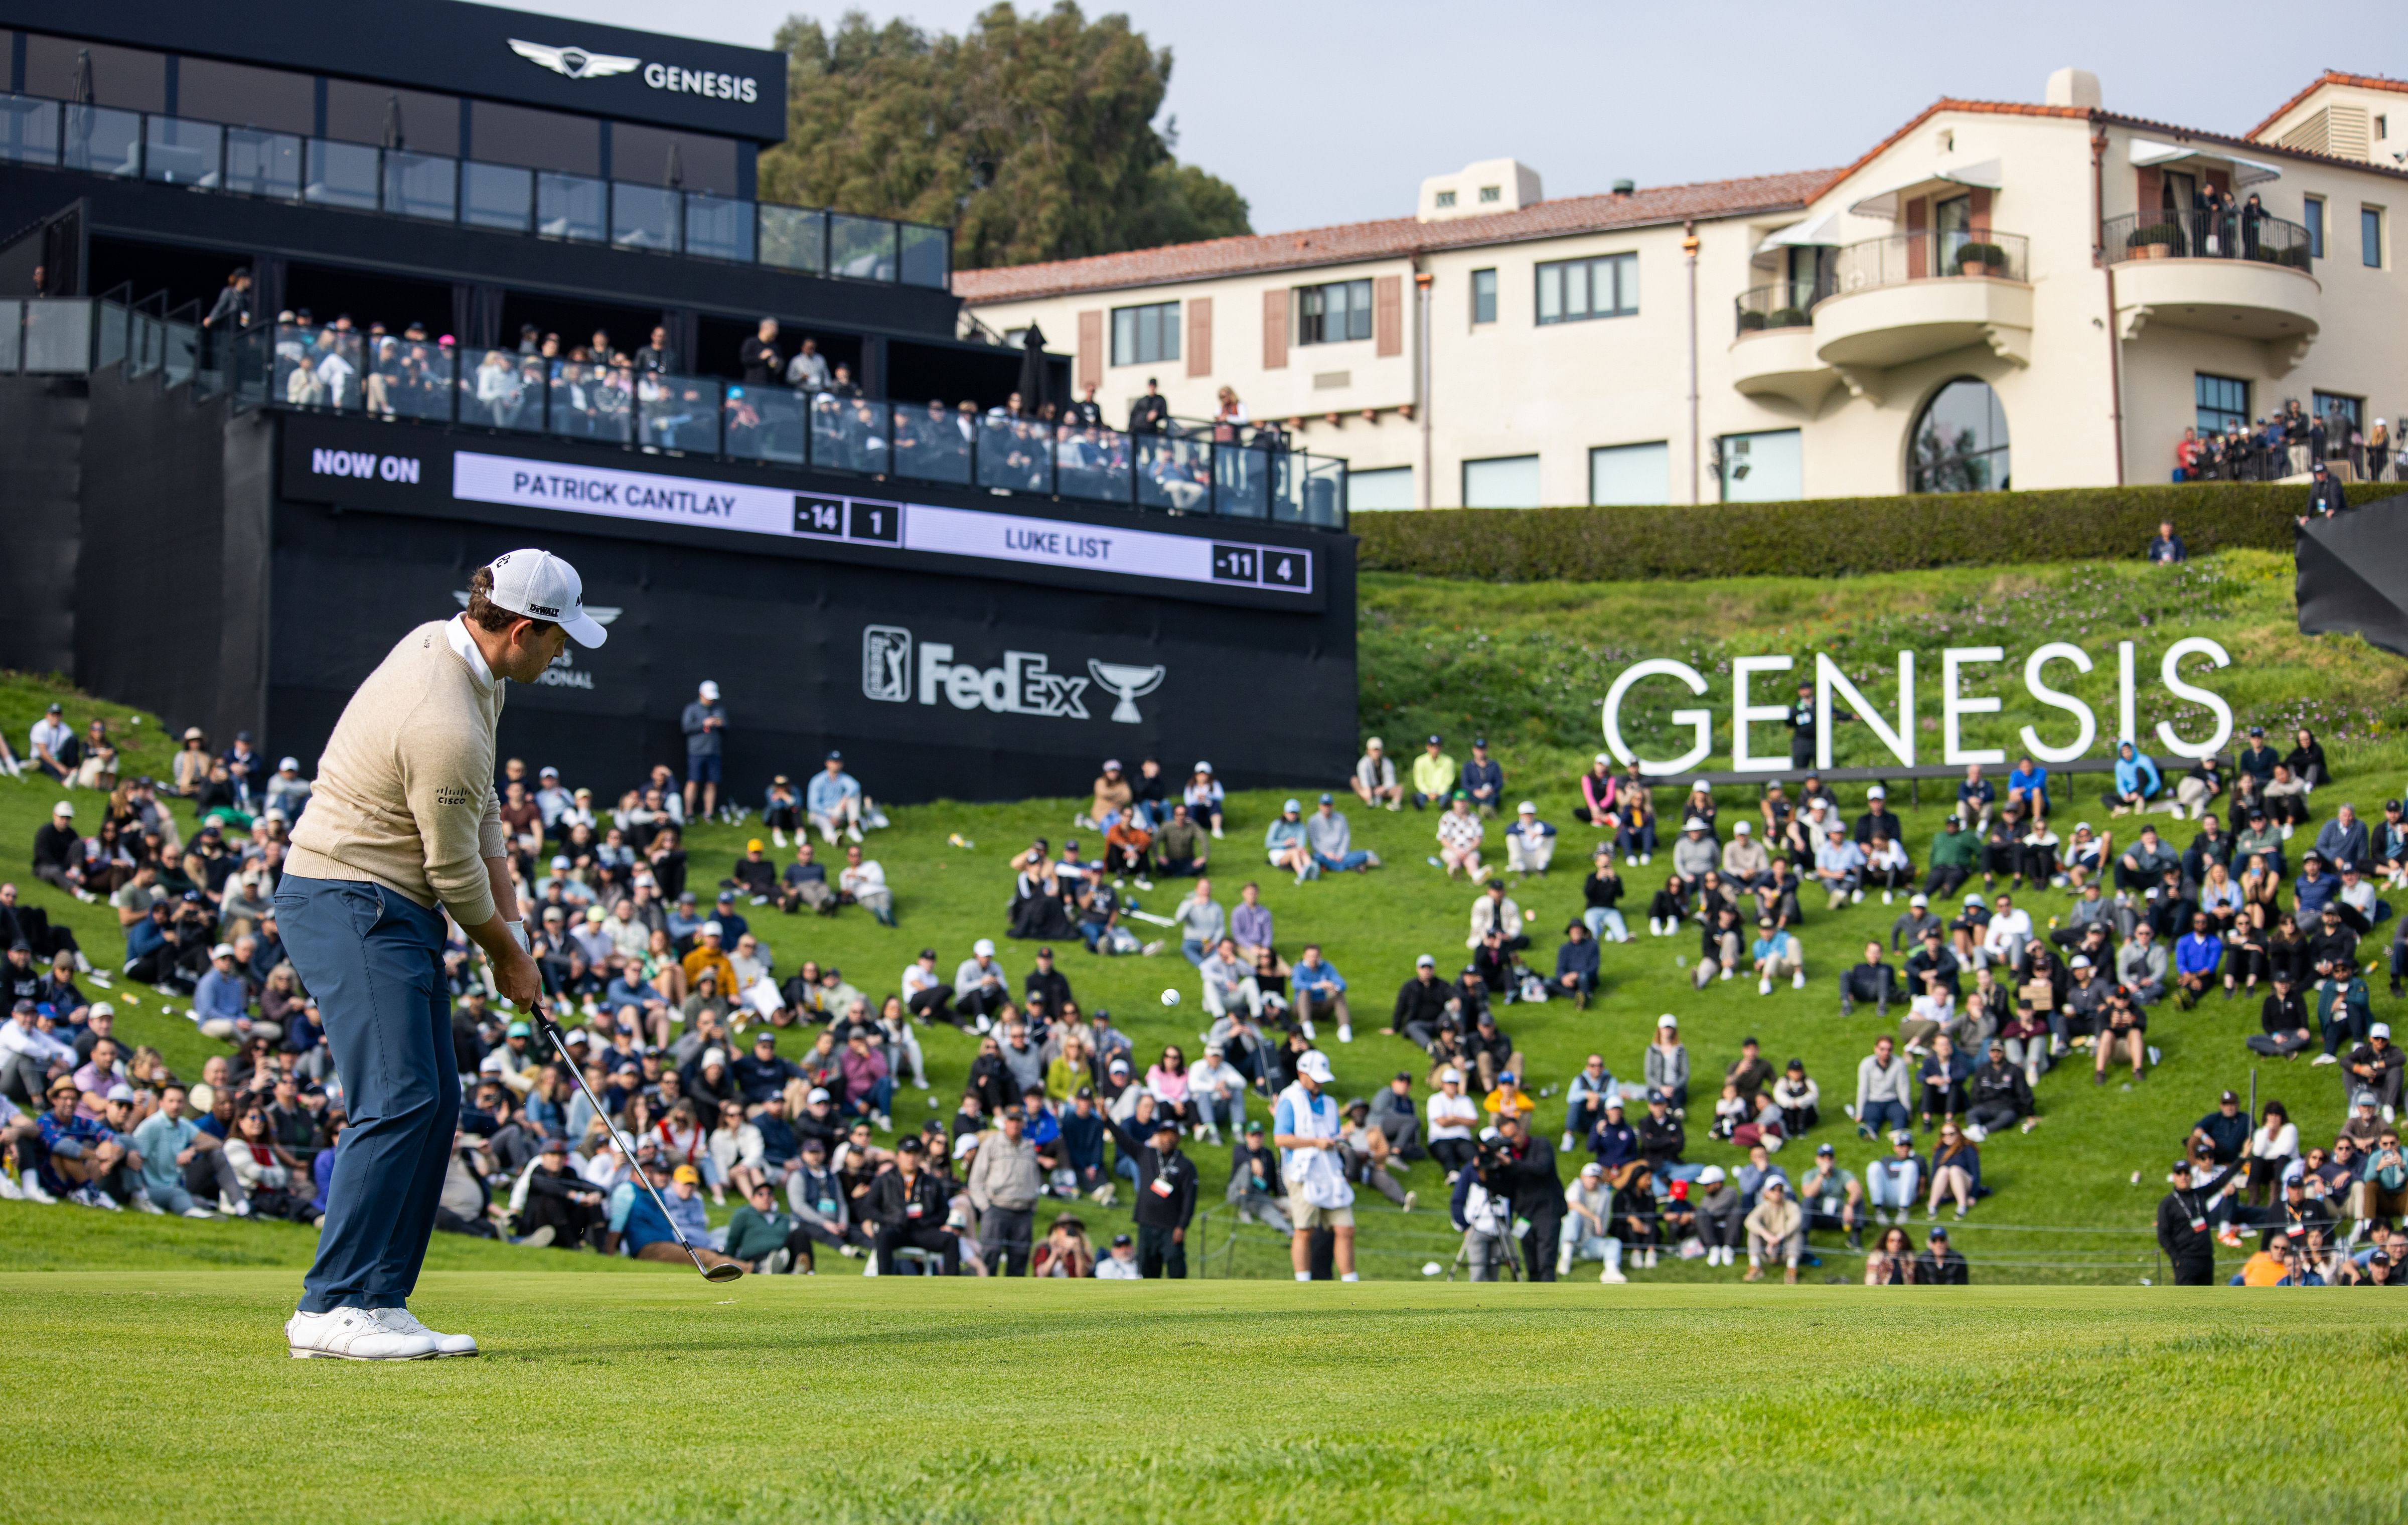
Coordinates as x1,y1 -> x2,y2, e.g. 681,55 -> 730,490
0,2 -> 1355,802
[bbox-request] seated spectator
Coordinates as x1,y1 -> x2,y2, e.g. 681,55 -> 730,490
1305,794 -> 1376,877
2103,740 -> 2163,817
1814,825 -> 1866,908
1742,1177 -> 1803,1283
836,844 -> 894,927
1503,803 -> 1556,876
1409,735 -> 1457,810
2092,988 -> 2149,1084
2346,1022 -> 2402,1117
1351,738 -> 1401,811
1691,906 -> 1744,990
1864,1129 -> 1922,1226
1550,922 -> 1599,1009
1750,916 -> 1803,995
1771,1059 -> 1819,1136
1290,944 -> 1350,1043
1434,794 -> 1488,881
1155,803 -> 1209,878
1198,938 -> 1264,1022
806,752 -> 864,845
1841,941 -> 1900,1020
1914,1226 -> 1969,1284
1853,1035 -> 1913,1140
1798,1142 -> 1863,1251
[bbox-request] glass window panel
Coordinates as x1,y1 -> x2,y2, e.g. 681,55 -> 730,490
1051,418 -> 1130,502
468,100 -> 599,175
1908,381 -> 2007,493
683,194 -> 754,261
27,38 -> 163,112
460,348 -> 546,432
829,214 -> 897,279
274,326 -> 366,409
2304,198 -> 2325,258
0,95 -> 58,166
1471,268 -> 1497,324
893,402 -> 974,486
0,300 -> 20,372
1463,454 -> 1542,509
1720,429 -> 1803,502
1345,465 -> 1414,512
723,383 -> 805,465
1565,262 -> 1590,319
225,128 -> 302,198
63,104 -> 141,177
1589,441 -> 1670,505
1614,253 -> 1639,314
547,360 -> 633,443
175,58 -> 316,136
1112,302 -> 1178,365
808,390 -> 892,475
757,205 -> 826,273
637,371 -> 723,453
2194,372 -> 2248,434
462,162 -> 532,231
305,138 -> 381,210
536,172 -> 607,241
2363,207 -> 2383,268
1215,442 -> 1269,517
383,151 -> 457,221
142,116 -> 219,187
325,80 -> 459,158
1537,264 -> 1562,323
1136,434 -> 1212,512
899,223 -> 950,288
611,182 -> 680,251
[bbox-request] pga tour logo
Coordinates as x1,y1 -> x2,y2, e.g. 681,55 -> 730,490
862,626 -> 1164,723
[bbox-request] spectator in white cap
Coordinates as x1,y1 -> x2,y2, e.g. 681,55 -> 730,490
1559,1160 -> 1626,1281
1670,814 -> 1717,900
1504,801 -> 1556,875
29,800 -> 90,901
274,547 -> 596,1359
194,942 -> 275,1043
680,680 -> 728,823
808,750 -> 864,846
953,939 -> 1010,1029
1265,798 -> 1314,883
1351,737 -> 1401,811
1720,818 -> 1769,886
1424,1065 -> 1478,1178
264,757 -> 313,823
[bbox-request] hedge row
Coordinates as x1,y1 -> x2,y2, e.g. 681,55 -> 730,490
1351,481 -> 2399,583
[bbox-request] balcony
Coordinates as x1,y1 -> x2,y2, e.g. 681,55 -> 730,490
2104,210 -> 2319,365
0,91 -> 950,289
1731,280 -> 1839,409
1810,231 -> 2033,382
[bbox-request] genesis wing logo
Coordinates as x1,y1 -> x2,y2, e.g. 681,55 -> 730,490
509,40 -> 643,80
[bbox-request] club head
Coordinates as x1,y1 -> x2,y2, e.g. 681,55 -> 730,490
702,1261 -> 746,1283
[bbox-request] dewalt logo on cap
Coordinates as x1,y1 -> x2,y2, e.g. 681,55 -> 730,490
529,603 -> 560,617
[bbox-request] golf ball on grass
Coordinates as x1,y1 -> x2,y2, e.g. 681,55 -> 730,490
1161,988 -> 1182,1007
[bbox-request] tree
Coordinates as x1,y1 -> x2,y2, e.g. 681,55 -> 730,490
760,4 -> 1251,270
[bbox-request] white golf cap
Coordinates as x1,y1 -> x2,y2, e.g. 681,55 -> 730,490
974,938 -> 996,956
1910,893 -> 1928,906
1416,953 -> 1436,967
278,755 -> 299,771
2374,1022 -> 2393,1039
1439,1067 -> 1463,1083
1297,1049 -> 1334,1084
699,679 -> 720,700
1733,820 -> 1750,834
1867,785 -> 1886,797
1594,752 -> 1612,766
1683,816 -> 1707,831
89,1002 -> 113,1018
702,1048 -> 727,1069
1698,1165 -> 1726,1185
50,801 -> 72,818
1517,801 -> 1537,815
482,548 -> 608,648
1579,1161 -> 1603,1176
2070,955 -> 2092,969
210,942 -> 237,959
1658,1013 -> 1679,1028
701,920 -> 723,936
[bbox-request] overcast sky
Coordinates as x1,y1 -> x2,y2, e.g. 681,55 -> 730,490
493,0 -> 2358,233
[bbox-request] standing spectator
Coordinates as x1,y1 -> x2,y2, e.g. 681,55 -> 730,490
679,681 -> 727,823
1273,1049 -> 1357,1281
1102,1108 -> 1199,1277
739,318 -> 781,387
1410,735 -> 1458,811
1352,738 -> 1401,811
965,1105 -> 1040,1275
2156,1158 -> 2217,1285
2299,458 -> 2347,521
2147,521 -> 2187,564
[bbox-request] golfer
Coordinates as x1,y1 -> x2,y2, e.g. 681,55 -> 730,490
276,550 -> 606,1359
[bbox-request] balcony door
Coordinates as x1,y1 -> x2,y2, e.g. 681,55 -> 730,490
1935,194 -> 1973,271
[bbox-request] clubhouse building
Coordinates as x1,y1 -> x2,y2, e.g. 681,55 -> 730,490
957,68 -> 2408,509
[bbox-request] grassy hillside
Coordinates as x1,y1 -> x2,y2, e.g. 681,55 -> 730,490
5,548 -> 2403,1284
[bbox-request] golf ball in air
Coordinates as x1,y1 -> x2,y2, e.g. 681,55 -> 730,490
1161,988 -> 1181,1007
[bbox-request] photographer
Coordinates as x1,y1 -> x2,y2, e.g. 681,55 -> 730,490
1492,1113 -> 1566,1281
1449,1126 -> 1517,1281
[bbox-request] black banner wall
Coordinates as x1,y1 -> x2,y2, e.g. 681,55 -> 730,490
2297,495 -> 2408,658
266,417 -> 1357,805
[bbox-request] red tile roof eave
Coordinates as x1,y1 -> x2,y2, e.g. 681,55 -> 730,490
951,170 -> 1835,304
2245,71 -> 2408,142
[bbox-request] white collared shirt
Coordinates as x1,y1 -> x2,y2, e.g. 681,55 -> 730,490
446,615 -> 498,693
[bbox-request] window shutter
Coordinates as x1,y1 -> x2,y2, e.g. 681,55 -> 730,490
1374,274 -> 1403,357
1968,186 -> 1992,235
1262,288 -> 1289,370
1185,296 -> 1212,377
1076,310 -> 1102,392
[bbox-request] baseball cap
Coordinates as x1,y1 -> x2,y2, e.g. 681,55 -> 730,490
1890,1129 -> 1914,1145
1603,1094 -> 1624,1110
1733,820 -> 1751,834
1698,1165 -> 1726,1185
1283,798 -> 1301,813
1657,1013 -> 1679,1028
1439,1067 -> 1463,1084
2169,1157 -> 2193,1175
278,755 -> 300,772
753,1031 -> 777,1047
2220,1090 -> 2240,1104
1416,954 -> 1436,968
1909,893 -> 1928,907
539,1137 -> 567,1153
672,1164 -> 700,1184
1815,1142 -> 1834,1156
210,942 -> 237,960
2374,1023 -> 2393,1040
1297,1050 -> 1335,1084
701,920 -> 723,936
974,938 -> 996,957
805,1087 -> 830,1103
1320,792 -> 1334,805
1579,1161 -> 1603,1177
1152,1113 -> 1181,1134
1927,1226 -> 1948,1241
2070,955 -> 2092,970
482,549 -> 607,647
1112,1233 -> 1134,1248
506,1020 -> 532,1038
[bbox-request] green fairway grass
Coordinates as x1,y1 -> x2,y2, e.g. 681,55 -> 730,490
5,1271 -> 2402,1524
4,548 -> 2405,1286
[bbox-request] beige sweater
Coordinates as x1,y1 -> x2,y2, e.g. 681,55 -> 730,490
287,619 -> 508,925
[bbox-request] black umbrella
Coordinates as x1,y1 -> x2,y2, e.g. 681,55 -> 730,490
2296,494 -> 2408,656
666,140 -> 684,190
70,49 -> 92,105
1016,324 -> 1048,415
383,94 -> 404,151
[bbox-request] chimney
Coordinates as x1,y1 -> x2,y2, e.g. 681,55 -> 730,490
2045,67 -> 2101,109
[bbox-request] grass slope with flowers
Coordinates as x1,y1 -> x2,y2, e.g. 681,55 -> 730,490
6,550 -> 2408,1523
3,549 -> 2403,1288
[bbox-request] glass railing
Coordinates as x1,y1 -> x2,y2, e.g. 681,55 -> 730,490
231,322 -> 1349,529
1733,279 -> 1825,336
2102,209 -> 2312,270
1831,230 -> 2030,296
0,91 -> 954,288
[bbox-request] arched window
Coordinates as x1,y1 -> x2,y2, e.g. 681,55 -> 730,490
1910,378 -> 2010,492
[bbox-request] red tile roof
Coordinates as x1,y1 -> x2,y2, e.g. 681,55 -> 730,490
951,169 -> 1836,302
2246,71 -> 2408,142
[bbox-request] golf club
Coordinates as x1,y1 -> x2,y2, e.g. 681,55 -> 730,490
530,1001 -> 743,1283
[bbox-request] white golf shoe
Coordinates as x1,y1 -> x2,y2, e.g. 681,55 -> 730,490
285,1307 -> 440,1361
381,1307 -> 480,1356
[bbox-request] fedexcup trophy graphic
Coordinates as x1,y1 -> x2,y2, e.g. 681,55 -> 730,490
1086,660 -> 1166,723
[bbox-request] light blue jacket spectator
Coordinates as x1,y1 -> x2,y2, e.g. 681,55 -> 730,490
130,1109 -> 200,1196
1292,955 -> 1346,1002
1264,813 -> 1309,857
807,768 -> 861,817
2113,743 -> 2162,801
193,967 -> 250,1026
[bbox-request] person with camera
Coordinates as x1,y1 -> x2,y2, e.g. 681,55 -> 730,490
1448,1126 -> 1516,1280
1489,1112 -> 1566,1281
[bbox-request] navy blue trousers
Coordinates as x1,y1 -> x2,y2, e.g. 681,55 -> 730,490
274,874 -> 456,1313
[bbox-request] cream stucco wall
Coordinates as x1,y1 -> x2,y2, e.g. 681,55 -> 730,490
964,97 -> 2408,511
